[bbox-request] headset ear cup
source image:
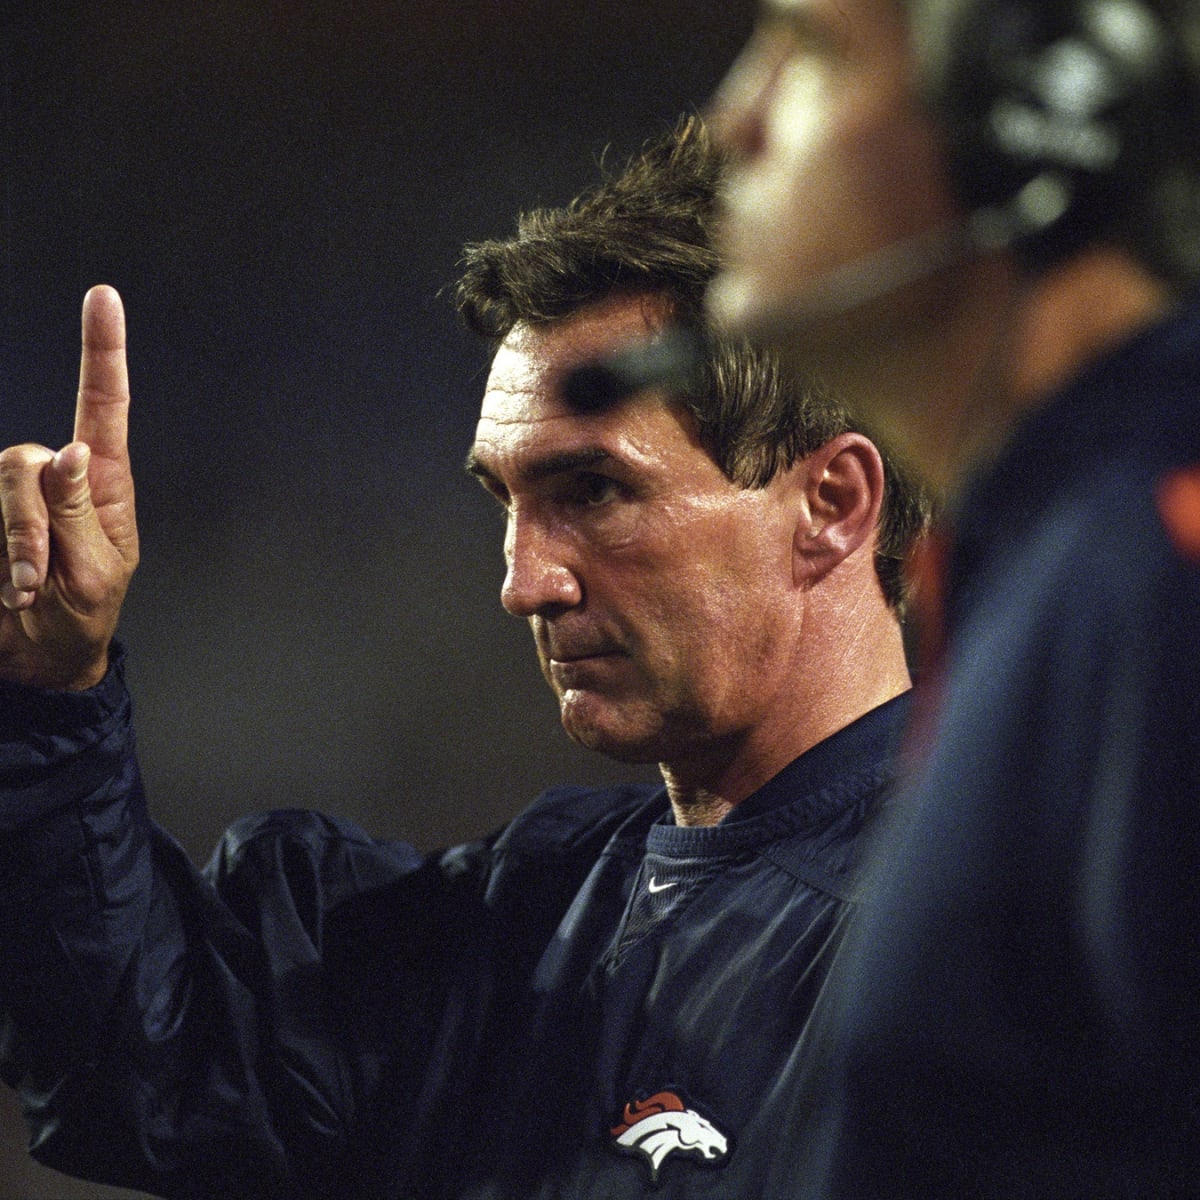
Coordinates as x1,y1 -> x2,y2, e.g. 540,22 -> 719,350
932,0 -> 1050,213
928,0 -> 1176,265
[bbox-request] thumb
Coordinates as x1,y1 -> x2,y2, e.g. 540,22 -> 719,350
41,441 -> 97,535
40,442 -> 127,611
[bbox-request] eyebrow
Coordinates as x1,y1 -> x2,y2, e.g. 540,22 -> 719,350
464,446 -> 614,490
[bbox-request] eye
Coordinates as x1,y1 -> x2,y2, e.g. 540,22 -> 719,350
571,472 -> 621,507
471,474 -> 511,516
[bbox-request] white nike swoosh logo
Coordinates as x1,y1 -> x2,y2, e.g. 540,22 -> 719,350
648,876 -> 678,893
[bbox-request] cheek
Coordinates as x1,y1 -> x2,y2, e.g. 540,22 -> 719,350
767,62 -> 837,167
756,80 -> 954,264
643,576 -> 792,739
692,572 -> 784,663
850,108 -> 961,245
597,492 -> 792,649
725,97 -> 895,304
648,522 -> 790,660
742,80 -> 841,254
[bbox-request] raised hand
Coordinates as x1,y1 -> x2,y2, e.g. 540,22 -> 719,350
0,286 -> 139,690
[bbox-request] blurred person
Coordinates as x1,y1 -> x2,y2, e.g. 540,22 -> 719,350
706,0 -> 1200,1194
0,119 -> 927,1198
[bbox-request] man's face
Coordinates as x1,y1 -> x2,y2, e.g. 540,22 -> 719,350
468,295 -> 805,766
707,0 -> 961,345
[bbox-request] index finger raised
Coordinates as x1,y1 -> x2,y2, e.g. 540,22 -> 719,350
74,284 -> 130,461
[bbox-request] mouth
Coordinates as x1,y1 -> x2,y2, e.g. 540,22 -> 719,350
535,615 -> 629,681
546,646 -> 626,688
548,647 -> 619,664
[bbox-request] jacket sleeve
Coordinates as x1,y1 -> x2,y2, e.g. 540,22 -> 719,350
0,646 -> 490,1199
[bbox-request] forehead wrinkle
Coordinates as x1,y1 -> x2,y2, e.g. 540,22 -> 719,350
472,296 -> 698,490
489,295 -> 671,399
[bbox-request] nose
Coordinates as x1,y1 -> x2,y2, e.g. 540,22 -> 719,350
707,31 -> 780,163
500,510 -> 582,618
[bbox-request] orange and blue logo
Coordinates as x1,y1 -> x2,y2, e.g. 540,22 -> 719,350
609,1090 -> 730,1183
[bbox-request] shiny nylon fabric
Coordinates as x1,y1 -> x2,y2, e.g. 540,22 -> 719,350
1,662 -> 907,1198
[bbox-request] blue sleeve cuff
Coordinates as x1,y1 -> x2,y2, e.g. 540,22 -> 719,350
0,641 -> 136,832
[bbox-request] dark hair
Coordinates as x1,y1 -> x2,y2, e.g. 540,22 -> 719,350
455,115 -> 930,611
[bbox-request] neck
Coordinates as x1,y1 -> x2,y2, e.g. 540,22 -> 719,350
1007,245 -> 1174,407
659,781 -> 737,827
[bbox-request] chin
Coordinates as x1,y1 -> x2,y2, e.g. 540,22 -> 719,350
559,700 -> 665,765
563,722 -> 663,765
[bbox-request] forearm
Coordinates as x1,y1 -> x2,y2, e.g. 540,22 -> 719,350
0,644 -> 146,1062
0,651 -> 296,1194
0,648 -> 499,1195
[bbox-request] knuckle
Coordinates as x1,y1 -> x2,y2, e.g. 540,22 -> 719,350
3,516 -> 48,558
0,443 -> 53,478
56,488 -> 95,521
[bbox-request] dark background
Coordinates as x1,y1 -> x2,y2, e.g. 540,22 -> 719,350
0,2 -> 754,1196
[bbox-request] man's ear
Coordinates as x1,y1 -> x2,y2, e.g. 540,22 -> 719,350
792,432 -> 885,584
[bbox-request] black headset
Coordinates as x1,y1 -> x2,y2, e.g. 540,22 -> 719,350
566,0 -> 1200,398
924,0 -> 1200,272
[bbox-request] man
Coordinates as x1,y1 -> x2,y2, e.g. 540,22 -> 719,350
0,120 -> 926,1197
706,0 -> 1200,1193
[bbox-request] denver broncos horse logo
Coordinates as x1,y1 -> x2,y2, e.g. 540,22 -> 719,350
610,1090 -> 730,1182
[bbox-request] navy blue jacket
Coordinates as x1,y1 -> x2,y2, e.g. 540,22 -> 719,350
0,652 -> 908,1199
795,302 -> 1200,1197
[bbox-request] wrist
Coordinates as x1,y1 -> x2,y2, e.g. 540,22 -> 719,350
0,643 -> 112,692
